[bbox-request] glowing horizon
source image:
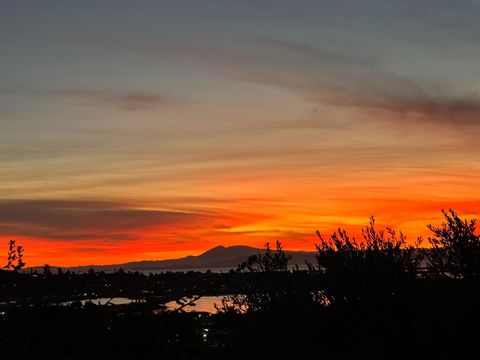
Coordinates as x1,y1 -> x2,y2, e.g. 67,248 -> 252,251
2,1 -> 480,267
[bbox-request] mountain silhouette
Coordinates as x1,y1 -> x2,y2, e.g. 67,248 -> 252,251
29,245 -> 316,272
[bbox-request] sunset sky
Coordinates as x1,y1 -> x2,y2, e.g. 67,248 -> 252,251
2,1 -> 480,266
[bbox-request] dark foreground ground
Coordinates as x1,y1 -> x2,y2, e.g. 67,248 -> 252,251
1,270 -> 479,359
3,300 -> 477,360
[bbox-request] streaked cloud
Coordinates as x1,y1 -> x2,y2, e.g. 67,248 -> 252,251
163,37 -> 480,129
330,95 -> 480,127
59,90 -> 175,112
0,88 -> 175,112
0,199 -> 203,240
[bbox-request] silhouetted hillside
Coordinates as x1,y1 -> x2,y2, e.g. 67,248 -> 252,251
28,245 -> 317,273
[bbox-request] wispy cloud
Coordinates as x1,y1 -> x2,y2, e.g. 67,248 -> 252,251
0,88 -> 176,112
0,199 -> 203,241
58,90 -> 174,112
330,95 -> 480,127
163,37 -> 480,129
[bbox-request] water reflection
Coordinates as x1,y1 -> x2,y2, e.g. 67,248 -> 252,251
58,295 -> 230,314
164,296 -> 225,314
61,297 -> 135,306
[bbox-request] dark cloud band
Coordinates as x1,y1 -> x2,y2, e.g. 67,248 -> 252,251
0,199 -> 202,240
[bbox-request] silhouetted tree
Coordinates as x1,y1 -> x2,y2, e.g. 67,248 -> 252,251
3,240 -> 26,271
217,241 -> 296,314
13,245 -> 25,271
5,240 -> 16,270
427,209 -> 480,278
237,241 -> 291,273
314,217 -> 423,303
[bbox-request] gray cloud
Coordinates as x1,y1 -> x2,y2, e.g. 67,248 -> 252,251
0,88 -> 175,112
58,90 -> 174,112
329,95 -> 480,128
161,37 -> 480,129
0,199 -> 203,240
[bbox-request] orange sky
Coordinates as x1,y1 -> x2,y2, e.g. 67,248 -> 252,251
2,2 -> 480,267
2,181 -> 480,267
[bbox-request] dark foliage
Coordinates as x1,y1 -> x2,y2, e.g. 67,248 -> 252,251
1,210 -> 480,359
216,241 -> 316,314
427,209 -> 480,278
3,240 -> 26,271
314,217 -> 423,303
237,241 -> 291,273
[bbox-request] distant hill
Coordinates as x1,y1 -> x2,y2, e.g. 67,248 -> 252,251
28,245 -> 317,273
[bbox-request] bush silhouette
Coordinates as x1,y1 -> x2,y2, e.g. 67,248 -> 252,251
217,241 -> 298,314
237,241 -> 291,273
314,217 -> 423,303
427,209 -> 480,278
